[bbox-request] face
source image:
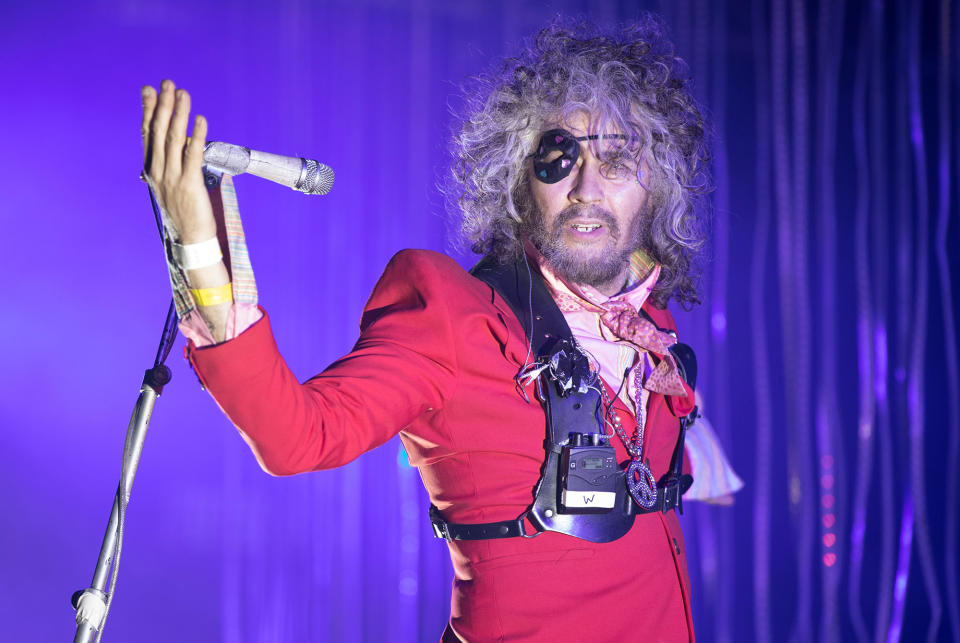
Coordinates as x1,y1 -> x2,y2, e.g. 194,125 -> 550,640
524,112 -> 651,295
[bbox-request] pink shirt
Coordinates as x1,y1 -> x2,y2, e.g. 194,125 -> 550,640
178,304 -> 261,347
527,241 -> 661,418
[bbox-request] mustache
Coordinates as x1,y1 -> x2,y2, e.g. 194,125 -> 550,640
552,205 -> 620,238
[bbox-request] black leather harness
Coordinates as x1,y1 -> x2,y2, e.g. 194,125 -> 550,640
430,255 -> 696,543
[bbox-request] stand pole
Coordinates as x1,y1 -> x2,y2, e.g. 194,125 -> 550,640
72,364 -> 171,642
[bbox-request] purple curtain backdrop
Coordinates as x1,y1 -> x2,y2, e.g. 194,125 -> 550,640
1,1 -> 957,641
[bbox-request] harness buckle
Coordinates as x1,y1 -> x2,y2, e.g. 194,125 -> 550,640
516,512 -> 540,539
429,505 -> 452,541
661,482 -> 683,515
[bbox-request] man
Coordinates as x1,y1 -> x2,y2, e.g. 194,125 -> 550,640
142,18 -> 726,642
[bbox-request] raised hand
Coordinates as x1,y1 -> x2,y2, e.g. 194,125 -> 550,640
141,80 -> 217,245
142,80 -> 232,341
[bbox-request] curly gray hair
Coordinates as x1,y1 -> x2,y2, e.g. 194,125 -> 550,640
448,16 -> 709,308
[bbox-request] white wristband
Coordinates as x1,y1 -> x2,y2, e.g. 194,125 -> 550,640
172,237 -> 223,271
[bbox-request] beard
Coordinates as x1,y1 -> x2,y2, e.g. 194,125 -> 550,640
525,202 -> 648,289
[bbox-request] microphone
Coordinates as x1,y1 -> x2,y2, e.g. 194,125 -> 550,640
202,141 -> 335,195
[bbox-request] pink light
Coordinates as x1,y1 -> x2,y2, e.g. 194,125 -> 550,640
821,473 -> 835,488
823,553 -> 837,567
823,533 -> 836,547
823,514 -> 836,528
822,494 -> 835,508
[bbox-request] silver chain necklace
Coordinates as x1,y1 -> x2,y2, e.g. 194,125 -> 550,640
598,365 -> 657,509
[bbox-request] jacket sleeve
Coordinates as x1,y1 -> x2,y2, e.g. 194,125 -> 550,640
186,250 -> 459,475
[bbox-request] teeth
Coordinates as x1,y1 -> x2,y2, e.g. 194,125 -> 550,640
571,224 -> 600,232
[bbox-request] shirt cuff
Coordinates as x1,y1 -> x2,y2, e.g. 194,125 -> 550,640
178,302 -> 263,347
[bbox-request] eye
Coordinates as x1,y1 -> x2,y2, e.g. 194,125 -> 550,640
599,155 -> 635,180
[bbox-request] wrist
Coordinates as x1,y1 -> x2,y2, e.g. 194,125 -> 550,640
174,220 -> 218,244
185,262 -> 230,290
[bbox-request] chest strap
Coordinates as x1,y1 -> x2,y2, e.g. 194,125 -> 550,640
430,479 -> 692,541
430,255 -> 694,542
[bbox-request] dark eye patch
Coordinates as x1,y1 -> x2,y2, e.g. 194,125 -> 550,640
532,129 -> 633,184
532,128 -> 581,184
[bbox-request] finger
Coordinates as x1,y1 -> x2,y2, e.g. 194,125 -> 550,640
183,115 -> 208,178
141,85 -> 157,167
165,88 -> 191,178
148,79 -> 175,179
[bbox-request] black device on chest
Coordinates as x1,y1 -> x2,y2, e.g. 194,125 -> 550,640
559,433 -> 619,512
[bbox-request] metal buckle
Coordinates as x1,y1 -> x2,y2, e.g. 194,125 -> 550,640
516,512 -> 540,539
429,505 -> 451,540
661,483 -> 682,514
431,520 -> 450,541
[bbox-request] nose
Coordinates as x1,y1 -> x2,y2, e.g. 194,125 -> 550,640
568,156 -> 603,205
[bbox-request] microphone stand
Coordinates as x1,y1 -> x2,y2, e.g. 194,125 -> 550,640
72,183 -> 181,642
72,359 -> 172,642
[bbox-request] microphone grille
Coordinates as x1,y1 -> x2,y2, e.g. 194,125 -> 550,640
297,159 -> 335,195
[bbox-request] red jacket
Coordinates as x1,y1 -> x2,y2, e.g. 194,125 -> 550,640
188,249 -> 695,642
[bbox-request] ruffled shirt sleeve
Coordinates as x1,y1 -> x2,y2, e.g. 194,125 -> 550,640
156,172 -> 263,345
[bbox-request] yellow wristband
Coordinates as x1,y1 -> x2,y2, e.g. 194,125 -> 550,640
190,282 -> 233,307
